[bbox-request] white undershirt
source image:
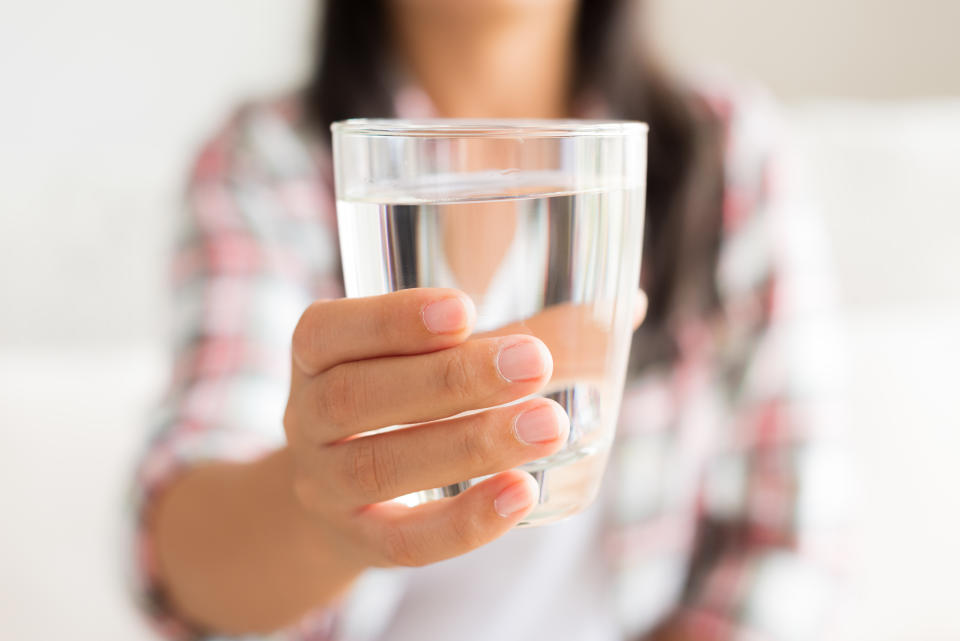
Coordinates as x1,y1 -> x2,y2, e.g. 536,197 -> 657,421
340,495 -> 620,641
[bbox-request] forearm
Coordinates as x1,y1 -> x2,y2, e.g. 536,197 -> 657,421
152,447 -> 364,635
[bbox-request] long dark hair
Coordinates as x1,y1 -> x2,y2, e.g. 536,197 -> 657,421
304,0 -> 725,370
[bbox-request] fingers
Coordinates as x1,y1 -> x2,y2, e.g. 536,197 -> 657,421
307,398 -> 568,506
300,334 -> 553,442
291,288 -> 476,376
358,469 -> 540,567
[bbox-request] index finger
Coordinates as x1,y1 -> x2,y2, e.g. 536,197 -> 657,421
292,288 -> 476,376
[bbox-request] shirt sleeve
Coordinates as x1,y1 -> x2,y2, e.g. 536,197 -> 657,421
128,102 -> 345,640
673,86 -> 849,641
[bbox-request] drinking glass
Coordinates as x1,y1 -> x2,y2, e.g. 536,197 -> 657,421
331,119 -> 647,526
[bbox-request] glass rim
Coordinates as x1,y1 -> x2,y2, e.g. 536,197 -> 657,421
331,118 -> 648,138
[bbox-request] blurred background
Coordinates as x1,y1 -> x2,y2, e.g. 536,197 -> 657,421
1,1 -> 958,639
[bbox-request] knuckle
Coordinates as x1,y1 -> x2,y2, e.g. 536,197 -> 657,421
282,402 -> 299,442
291,474 -> 325,512
345,438 -> 397,501
458,416 -> 497,470
380,524 -> 422,567
449,508 -> 485,552
441,349 -> 474,399
316,366 -> 361,431
291,302 -> 326,372
289,446 -> 338,512
373,294 -> 408,343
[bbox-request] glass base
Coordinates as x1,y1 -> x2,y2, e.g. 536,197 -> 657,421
396,443 -> 611,528
516,443 -> 610,527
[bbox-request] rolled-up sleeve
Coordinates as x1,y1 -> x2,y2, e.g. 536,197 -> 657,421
129,103 -> 344,640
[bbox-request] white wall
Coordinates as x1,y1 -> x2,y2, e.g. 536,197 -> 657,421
790,103 -> 960,640
0,0 -> 315,348
652,0 -> 960,99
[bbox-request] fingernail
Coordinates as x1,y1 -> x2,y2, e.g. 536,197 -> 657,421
514,404 -> 565,445
422,297 -> 468,334
497,340 -> 549,382
494,478 -> 536,518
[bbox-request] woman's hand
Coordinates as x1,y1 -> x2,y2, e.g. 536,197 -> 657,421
152,287 -> 646,634
283,287 -> 569,570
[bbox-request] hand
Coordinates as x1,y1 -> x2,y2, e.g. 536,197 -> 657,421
283,288 -> 569,570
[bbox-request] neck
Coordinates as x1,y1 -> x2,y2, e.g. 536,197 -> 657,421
391,3 -> 577,119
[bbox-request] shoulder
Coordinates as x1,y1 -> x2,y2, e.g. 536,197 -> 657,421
691,72 -> 790,232
180,95 -> 339,264
690,73 -> 811,306
694,72 -> 786,152
189,95 -> 327,185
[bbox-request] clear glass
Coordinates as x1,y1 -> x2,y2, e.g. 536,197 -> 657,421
331,119 -> 647,526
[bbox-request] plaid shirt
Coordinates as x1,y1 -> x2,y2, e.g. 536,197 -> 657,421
132,81 -> 846,641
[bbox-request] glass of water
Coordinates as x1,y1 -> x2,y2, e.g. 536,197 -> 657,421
331,119 -> 647,526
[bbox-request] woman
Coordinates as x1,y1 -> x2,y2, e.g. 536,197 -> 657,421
134,0 -> 842,639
